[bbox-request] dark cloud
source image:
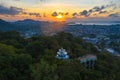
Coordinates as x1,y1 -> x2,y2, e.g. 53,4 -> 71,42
92,6 -> 105,12
22,12 -> 27,14
51,11 -> 69,17
72,13 -> 78,17
79,4 -> 114,17
80,10 -> 89,17
52,12 -> 58,17
99,11 -> 107,14
65,12 -> 69,15
21,11 -> 41,17
108,13 -> 120,17
0,4 -> 41,17
83,6 -> 106,16
29,13 -> 41,17
0,5 -> 23,15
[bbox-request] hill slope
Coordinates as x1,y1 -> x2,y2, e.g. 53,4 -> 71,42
0,31 -> 120,80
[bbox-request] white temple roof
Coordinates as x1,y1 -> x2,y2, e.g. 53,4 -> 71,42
56,48 -> 69,59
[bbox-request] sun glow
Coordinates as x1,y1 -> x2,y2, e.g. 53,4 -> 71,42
56,14 -> 63,19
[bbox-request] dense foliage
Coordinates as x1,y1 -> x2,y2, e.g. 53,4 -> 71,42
0,31 -> 120,80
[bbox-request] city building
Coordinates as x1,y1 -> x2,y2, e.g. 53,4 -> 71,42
78,54 -> 97,69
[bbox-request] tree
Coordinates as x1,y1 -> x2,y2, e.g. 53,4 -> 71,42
31,59 -> 58,80
0,43 -> 16,80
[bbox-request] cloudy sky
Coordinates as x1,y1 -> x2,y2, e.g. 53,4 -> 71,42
0,0 -> 120,21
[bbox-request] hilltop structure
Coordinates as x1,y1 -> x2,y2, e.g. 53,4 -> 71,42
56,48 -> 69,59
78,54 -> 97,69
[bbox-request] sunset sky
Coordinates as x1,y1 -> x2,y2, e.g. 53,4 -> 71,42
0,0 -> 120,21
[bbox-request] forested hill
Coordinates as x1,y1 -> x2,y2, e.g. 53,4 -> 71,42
0,31 -> 120,80
0,19 -> 16,31
0,19 -> 42,32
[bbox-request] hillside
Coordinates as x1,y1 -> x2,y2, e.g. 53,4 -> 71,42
0,31 -> 120,80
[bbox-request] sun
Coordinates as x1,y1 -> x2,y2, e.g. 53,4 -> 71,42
56,14 -> 63,19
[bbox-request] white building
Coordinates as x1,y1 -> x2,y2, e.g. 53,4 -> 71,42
106,48 -> 120,57
78,54 -> 97,69
56,48 -> 69,59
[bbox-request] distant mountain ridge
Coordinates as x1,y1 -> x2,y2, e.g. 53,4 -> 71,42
0,19 -> 15,31
0,19 -> 120,37
0,19 -> 44,32
0,19 -> 52,37
13,19 -> 41,25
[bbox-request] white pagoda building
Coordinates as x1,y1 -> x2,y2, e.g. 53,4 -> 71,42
56,48 -> 69,59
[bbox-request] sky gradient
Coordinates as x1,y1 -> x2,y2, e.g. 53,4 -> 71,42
0,0 -> 120,21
